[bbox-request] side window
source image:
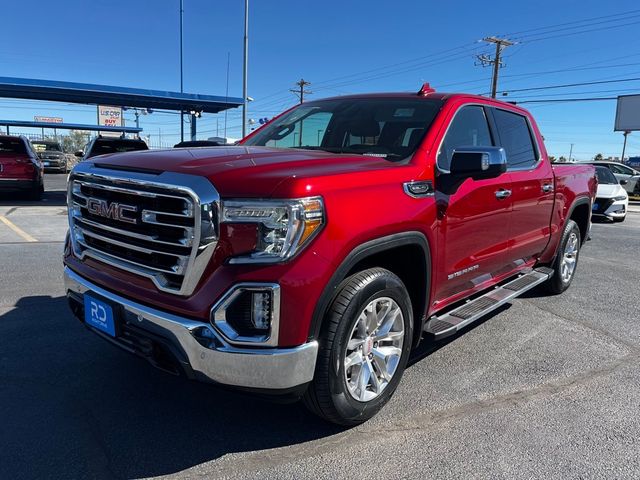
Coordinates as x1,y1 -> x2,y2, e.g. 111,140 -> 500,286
493,109 -> 538,169
609,163 -> 632,175
437,106 -> 492,171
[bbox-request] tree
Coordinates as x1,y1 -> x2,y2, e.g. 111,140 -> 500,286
60,130 -> 90,153
594,153 -> 604,161
549,155 -> 557,163
558,156 -> 567,163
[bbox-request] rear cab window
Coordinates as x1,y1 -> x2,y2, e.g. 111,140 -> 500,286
491,108 -> 539,170
0,137 -> 28,154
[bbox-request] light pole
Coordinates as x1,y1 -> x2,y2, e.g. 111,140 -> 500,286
621,131 -> 631,162
179,0 -> 184,142
242,0 -> 249,138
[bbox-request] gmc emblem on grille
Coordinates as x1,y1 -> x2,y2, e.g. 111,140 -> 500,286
86,198 -> 138,224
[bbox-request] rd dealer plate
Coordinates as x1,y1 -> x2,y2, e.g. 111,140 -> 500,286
84,294 -> 117,337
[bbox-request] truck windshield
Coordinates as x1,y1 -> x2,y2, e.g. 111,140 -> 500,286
88,139 -> 148,158
243,97 -> 443,160
32,141 -> 62,152
595,166 -> 618,185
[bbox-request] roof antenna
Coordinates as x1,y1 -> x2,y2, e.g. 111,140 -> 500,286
417,83 -> 436,96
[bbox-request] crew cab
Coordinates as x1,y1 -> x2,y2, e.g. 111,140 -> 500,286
0,135 -> 44,200
63,86 -> 596,425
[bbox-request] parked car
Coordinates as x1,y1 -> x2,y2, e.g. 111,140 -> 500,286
0,135 -> 44,200
592,166 -> 628,222
76,136 -> 148,161
174,140 -> 221,148
63,87 -> 596,425
31,140 -> 68,173
580,160 -> 640,196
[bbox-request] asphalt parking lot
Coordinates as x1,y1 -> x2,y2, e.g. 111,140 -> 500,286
1,175 -> 639,480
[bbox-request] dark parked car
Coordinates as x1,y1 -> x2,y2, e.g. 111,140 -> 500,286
32,140 -> 68,173
0,135 -> 44,200
76,136 -> 149,161
174,140 -> 221,148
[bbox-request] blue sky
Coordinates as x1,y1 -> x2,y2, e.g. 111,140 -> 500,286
1,0 -> 639,158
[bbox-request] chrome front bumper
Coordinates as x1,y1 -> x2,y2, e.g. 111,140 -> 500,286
64,267 -> 318,390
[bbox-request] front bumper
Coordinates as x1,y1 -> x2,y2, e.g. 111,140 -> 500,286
64,266 -> 318,391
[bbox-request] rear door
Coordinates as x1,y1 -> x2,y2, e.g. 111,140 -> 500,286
489,107 -> 555,263
432,103 -> 514,303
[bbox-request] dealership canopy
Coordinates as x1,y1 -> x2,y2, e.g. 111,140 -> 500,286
0,77 -> 244,114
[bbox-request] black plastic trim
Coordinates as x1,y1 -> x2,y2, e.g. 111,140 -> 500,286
308,231 -> 431,344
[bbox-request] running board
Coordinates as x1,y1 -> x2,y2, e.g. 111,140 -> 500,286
424,267 -> 553,338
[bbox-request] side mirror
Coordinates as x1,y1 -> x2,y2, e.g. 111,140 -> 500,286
449,146 -> 507,180
620,179 -> 628,185
74,151 -> 84,158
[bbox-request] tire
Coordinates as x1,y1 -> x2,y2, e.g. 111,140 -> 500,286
29,181 -> 43,201
543,219 -> 581,295
303,268 -> 413,426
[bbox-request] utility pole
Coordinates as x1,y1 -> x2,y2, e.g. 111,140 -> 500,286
290,78 -> 312,104
242,0 -> 249,138
621,131 -> 631,162
476,37 -> 514,98
569,143 -> 574,162
289,79 -> 312,147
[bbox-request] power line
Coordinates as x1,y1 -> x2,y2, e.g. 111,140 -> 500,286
515,97 -> 618,104
500,76 -> 640,94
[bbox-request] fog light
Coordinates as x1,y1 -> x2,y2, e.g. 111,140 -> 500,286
251,291 -> 271,330
210,284 -> 280,346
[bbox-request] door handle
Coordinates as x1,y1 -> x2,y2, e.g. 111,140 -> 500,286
542,183 -> 554,193
495,189 -> 512,200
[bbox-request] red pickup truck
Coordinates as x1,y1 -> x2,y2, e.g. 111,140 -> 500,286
64,86 -> 596,425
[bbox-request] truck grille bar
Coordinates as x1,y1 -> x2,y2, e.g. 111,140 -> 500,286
68,162 -> 220,296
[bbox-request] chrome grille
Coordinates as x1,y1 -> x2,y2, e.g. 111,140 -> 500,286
68,162 -> 220,296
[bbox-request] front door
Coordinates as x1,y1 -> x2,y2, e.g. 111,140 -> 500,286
432,104 -> 514,305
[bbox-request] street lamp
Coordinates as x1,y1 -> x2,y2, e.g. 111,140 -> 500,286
242,0 -> 249,138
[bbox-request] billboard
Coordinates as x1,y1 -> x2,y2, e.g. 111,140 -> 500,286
97,105 -> 123,136
614,95 -> 640,131
34,116 -> 63,123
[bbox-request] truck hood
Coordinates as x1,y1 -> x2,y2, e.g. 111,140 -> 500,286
596,183 -> 626,198
86,146 -> 399,197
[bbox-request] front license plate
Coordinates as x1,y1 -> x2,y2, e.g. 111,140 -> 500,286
43,161 -> 50,166
84,294 -> 117,337
592,203 -> 599,211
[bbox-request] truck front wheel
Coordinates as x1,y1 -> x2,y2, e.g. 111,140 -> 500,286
303,268 -> 413,426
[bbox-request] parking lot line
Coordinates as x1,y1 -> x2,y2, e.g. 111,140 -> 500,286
0,215 -> 37,242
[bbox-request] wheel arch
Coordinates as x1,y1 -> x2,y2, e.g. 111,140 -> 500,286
567,196 -> 591,245
309,231 -> 432,349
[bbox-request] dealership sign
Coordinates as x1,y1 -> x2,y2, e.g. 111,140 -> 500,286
98,105 -> 123,128
614,95 -> 640,132
34,116 -> 63,123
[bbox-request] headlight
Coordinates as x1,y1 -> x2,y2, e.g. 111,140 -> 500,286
222,196 -> 324,264
613,195 -> 627,201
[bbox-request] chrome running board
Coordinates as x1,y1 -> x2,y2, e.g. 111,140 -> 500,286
424,267 -> 553,338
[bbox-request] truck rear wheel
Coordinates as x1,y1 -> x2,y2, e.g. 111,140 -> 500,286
543,219 -> 581,295
303,268 -> 413,426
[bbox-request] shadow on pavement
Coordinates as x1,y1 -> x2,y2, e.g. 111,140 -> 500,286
0,173 -> 67,207
0,295 -> 343,480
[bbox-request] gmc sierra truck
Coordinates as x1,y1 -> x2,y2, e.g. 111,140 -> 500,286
64,85 -> 596,425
